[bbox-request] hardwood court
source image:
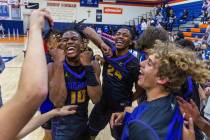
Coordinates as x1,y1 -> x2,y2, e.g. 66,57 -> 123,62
0,40 -> 114,140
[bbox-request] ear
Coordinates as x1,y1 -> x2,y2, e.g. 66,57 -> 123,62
156,76 -> 169,85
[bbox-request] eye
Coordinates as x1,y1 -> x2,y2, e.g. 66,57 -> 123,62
72,37 -> 79,41
122,34 -> 129,38
115,32 -> 121,36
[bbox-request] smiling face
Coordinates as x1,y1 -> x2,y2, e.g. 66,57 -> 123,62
60,31 -> 82,59
114,28 -> 132,50
138,54 -> 160,90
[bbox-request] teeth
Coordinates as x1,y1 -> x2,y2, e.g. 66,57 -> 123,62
116,40 -> 123,43
139,69 -> 143,74
67,47 -> 74,51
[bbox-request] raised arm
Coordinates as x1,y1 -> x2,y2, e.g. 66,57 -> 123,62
83,27 -> 112,57
0,9 -> 51,140
48,48 -> 67,108
80,51 -> 102,104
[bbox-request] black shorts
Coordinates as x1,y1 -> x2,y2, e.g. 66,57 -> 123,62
88,98 -> 128,140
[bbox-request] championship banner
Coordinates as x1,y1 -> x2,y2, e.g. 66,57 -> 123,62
80,0 -> 99,7
0,5 -> 9,17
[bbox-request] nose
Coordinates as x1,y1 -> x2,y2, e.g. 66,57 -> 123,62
115,33 -> 123,39
67,39 -> 74,44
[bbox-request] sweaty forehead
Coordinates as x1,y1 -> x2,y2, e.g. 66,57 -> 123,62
62,31 -> 80,38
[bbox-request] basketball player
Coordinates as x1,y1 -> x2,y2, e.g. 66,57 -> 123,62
83,27 -> 143,139
0,9 -> 51,140
49,29 -> 102,140
110,41 -> 210,140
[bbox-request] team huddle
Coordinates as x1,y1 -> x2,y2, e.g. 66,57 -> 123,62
0,9 -> 210,140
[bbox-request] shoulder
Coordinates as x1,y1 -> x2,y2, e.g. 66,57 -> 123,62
126,54 -> 139,68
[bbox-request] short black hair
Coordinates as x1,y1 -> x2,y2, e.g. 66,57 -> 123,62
62,29 -> 83,40
136,26 -> 169,50
115,26 -> 135,40
45,29 -> 62,41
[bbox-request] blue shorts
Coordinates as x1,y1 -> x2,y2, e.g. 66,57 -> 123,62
52,115 -> 90,140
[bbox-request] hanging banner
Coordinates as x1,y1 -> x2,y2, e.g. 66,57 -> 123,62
11,5 -> 21,19
104,7 -> 123,14
0,5 -> 9,17
80,0 -> 99,7
46,1 -> 77,22
96,9 -> 102,22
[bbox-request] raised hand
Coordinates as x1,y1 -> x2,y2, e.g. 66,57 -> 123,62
176,97 -> 201,124
49,48 -> 65,63
29,9 -> 53,31
100,42 -> 113,57
110,112 -> 124,129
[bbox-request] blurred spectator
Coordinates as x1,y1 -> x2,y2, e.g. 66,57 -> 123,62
167,9 -> 176,31
202,11 -> 208,23
181,9 -> 189,21
140,16 -> 145,23
165,4 -> 172,21
141,19 -> 147,32
155,5 -> 161,15
162,0 -> 169,8
155,12 -> 163,25
175,31 -> 195,50
202,1 -> 208,15
131,25 -> 139,39
147,18 -> 151,26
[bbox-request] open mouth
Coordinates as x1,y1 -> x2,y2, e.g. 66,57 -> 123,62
67,47 -> 76,54
116,40 -> 124,46
138,69 -> 144,80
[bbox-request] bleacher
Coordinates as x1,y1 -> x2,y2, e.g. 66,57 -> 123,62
183,23 -> 208,41
172,1 -> 203,27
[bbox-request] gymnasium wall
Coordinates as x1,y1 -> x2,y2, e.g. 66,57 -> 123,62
21,0 -> 153,24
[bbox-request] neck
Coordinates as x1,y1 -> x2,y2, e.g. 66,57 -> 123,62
116,48 -> 128,56
146,87 -> 169,102
66,57 -> 81,66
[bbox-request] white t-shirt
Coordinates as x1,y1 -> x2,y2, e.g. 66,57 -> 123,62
141,22 -> 147,31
